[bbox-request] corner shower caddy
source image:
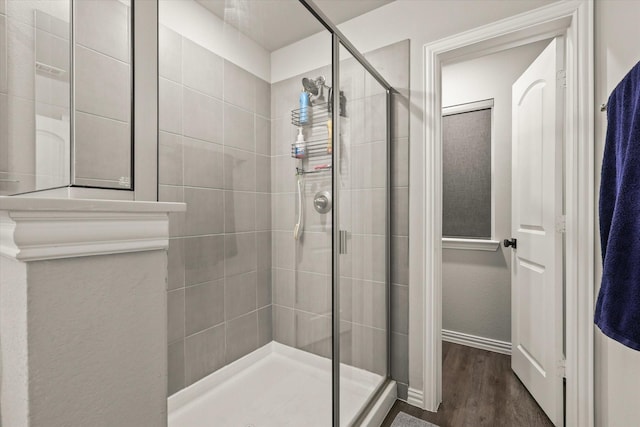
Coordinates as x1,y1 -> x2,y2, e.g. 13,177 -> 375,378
291,102 -> 333,175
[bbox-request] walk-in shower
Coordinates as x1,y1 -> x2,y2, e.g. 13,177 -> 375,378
159,0 -> 394,425
0,0 -> 408,424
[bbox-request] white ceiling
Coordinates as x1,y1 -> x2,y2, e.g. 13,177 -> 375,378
195,0 -> 394,52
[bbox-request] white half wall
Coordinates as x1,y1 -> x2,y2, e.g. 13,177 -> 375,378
159,0 -> 270,82
440,40 -> 549,344
594,1 -> 640,426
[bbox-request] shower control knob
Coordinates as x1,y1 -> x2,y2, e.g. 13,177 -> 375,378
313,191 -> 332,214
315,198 -> 327,209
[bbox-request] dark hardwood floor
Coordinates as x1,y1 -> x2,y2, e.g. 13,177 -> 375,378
381,342 -> 554,427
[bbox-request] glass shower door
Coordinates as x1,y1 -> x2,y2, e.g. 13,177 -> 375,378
334,41 -> 390,426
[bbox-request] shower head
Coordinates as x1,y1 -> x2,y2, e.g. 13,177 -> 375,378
302,77 -> 319,96
302,75 -> 328,96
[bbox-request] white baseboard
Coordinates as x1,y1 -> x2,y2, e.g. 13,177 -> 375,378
407,387 -> 424,408
442,329 -> 511,355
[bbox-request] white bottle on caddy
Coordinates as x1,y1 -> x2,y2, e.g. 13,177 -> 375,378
294,127 -> 306,159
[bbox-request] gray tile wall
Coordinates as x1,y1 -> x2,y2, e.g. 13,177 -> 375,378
74,0 -> 131,188
269,40 -> 410,397
270,62 -> 334,361
159,25 -> 272,396
365,40 -> 410,400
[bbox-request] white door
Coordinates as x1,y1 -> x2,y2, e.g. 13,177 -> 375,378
510,37 -> 564,426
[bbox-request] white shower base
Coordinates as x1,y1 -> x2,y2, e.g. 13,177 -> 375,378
168,341 -> 391,427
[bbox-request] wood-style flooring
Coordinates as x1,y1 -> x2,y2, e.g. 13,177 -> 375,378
381,342 -> 555,427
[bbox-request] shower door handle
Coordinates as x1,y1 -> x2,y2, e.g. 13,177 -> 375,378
339,230 -> 348,254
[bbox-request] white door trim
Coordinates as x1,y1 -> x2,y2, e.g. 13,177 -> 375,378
415,2 -> 594,426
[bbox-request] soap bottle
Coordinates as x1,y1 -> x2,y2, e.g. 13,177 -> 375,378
295,127 -> 306,158
299,91 -> 310,125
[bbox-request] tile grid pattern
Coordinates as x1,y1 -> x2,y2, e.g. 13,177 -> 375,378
269,40 -> 410,395
270,61 -> 334,361
362,42 -> 411,400
159,25 -> 272,395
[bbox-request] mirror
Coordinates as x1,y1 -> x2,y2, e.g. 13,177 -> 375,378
0,0 -> 133,196
73,0 -> 132,189
0,1 -> 72,195
34,8 -> 72,191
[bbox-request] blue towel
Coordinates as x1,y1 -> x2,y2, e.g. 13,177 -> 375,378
595,61 -> 640,351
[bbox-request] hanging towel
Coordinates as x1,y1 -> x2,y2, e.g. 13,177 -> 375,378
595,60 -> 640,351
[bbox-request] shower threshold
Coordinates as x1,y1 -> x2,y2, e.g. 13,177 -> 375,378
168,341 -> 387,427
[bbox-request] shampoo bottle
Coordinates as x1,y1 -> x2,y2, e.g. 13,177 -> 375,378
299,91 -> 310,125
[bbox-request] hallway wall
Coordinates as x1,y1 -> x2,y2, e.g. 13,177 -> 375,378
440,40 -> 549,344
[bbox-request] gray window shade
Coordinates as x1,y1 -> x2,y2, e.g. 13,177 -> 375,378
442,107 -> 492,239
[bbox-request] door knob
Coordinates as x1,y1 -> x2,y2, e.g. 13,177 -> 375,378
503,238 -> 517,249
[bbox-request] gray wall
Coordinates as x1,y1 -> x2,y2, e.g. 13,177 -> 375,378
0,251 -> 168,427
159,25 -> 409,401
270,59 -> 333,359
269,39 -> 410,397
159,25 -> 272,395
365,42 -> 411,399
440,41 -> 548,343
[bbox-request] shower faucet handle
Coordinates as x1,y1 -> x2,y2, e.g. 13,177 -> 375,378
313,191 -> 332,214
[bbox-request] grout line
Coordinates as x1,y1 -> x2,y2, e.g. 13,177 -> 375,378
271,303 -> 390,334
76,42 -> 130,67
75,109 -> 129,125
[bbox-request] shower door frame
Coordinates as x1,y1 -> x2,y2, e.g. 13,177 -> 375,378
298,1 -> 396,425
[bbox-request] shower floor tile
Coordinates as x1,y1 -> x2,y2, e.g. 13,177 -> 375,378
168,342 -> 384,427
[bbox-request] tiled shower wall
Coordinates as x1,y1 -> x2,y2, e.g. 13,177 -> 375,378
364,41 -> 410,400
159,25 -> 272,395
270,40 -> 410,398
369,42 -> 411,401
270,61 -> 334,359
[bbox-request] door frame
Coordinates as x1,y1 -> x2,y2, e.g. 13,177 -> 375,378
412,1 -> 594,426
